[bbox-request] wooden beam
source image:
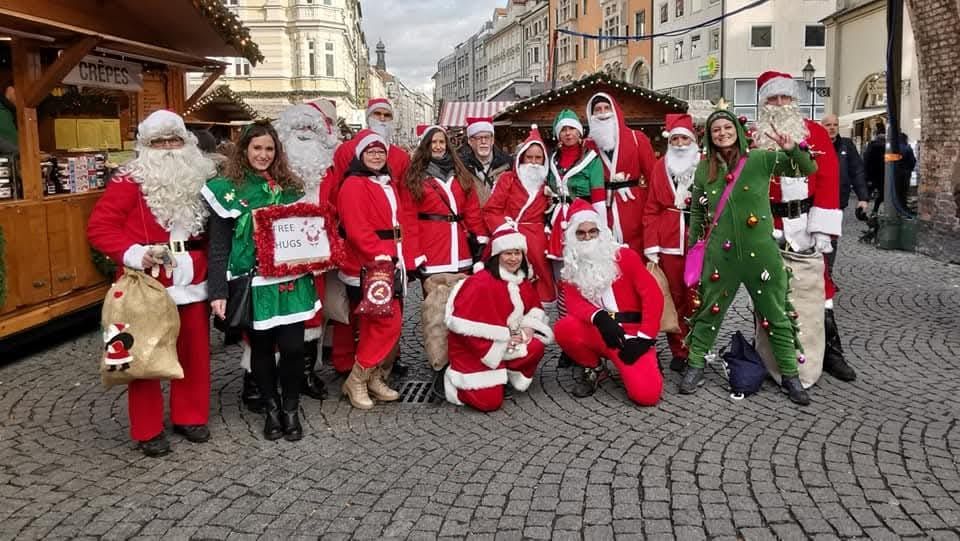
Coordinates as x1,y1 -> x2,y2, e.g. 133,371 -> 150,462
183,67 -> 225,112
22,35 -> 101,108
12,39 -> 42,201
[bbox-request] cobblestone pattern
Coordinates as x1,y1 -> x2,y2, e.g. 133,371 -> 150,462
1,212 -> 959,540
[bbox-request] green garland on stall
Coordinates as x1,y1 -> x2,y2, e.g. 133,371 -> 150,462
91,248 -> 117,279
0,226 -> 6,307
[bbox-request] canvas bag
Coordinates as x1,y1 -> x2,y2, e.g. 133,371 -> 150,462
645,262 -> 680,334
322,269 -> 350,324
754,250 -> 826,388
100,269 -> 183,388
684,157 -> 748,287
421,273 -> 467,370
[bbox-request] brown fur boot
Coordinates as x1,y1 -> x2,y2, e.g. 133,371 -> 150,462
342,363 -> 374,410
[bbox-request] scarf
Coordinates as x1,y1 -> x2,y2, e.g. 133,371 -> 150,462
427,154 -> 454,180
557,144 -> 582,172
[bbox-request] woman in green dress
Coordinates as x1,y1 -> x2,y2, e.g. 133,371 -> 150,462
204,122 -> 321,441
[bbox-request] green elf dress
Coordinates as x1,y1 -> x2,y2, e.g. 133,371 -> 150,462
202,171 -> 321,330
686,109 -> 816,377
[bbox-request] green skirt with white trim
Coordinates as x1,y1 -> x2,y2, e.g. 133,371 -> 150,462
251,274 -> 320,330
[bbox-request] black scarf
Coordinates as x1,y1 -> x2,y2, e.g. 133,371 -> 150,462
427,154 -> 454,180
346,157 -> 390,179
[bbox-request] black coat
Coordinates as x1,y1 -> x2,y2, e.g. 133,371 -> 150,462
832,135 -> 869,208
458,144 -> 512,188
862,135 -> 916,205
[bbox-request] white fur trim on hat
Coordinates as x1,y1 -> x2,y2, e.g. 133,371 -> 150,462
567,207 -> 601,232
554,118 -> 583,138
354,132 -> 386,159
137,110 -> 192,147
366,99 -> 393,117
491,231 -> 527,256
669,127 -> 696,140
757,76 -> 800,104
466,121 -> 495,138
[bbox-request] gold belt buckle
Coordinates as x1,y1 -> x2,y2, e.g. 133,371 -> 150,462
168,240 -> 186,254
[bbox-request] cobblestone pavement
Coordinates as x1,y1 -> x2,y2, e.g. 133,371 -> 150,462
2,212 -> 960,540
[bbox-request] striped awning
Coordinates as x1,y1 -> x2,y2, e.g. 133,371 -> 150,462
438,101 -> 515,128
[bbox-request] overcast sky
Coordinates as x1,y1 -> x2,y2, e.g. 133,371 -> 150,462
361,0 -> 504,95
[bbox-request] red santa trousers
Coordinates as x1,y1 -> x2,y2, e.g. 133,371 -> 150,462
659,253 -> 690,359
127,301 -> 210,441
554,316 -> 662,406
449,339 -> 545,412
355,299 -> 402,369
329,321 -> 356,373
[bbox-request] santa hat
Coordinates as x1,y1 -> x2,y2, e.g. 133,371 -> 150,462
465,117 -> 494,138
662,113 -> 696,140
353,129 -> 386,159
306,99 -> 337,135
366,98 -> 393,117
757,71 -> 800,104
103,323 -> 133,365
514,124 -> 546,170
105,322 -> 129,341
490,220 -> 527,256
553,109 -> 583,138
416,124 -> 445,143
566,198 -> 602,232
136,109 -> 193,147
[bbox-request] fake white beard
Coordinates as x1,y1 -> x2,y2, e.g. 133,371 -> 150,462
589,114 -> 618,151
667,144 -> 699,209
284,134 -> 335,190
368,118 -> 395,143
561,230 -> 621,305
123,145 -> 216,236
516,163 -> 547,193
755,103 -> 809,149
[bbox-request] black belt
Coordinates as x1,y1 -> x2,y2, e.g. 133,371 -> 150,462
606,180 -> 640,190
553,195 -> 573,204
418,212 -> 462,223
608,311 -> 642,323
375,227 -> 402,241
152,239 -> 206,253
771,198 -> 813,219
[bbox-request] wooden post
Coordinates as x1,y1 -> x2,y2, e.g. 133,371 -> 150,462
11,39 -> 43,201
183,66 -> 225,112
21,36 -> 100,109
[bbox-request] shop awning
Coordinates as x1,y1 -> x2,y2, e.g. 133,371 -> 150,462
439,101 -> 515,128
838,109 -> 885,126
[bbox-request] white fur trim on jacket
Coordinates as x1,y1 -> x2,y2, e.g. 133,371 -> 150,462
201,185 -> 241,219
446,367 -> 507,390
807,206 -> 843,237
507,370 -> 534,392
122,244 -> 149,270
166,282 -> 208,305
520,308 -> 554,344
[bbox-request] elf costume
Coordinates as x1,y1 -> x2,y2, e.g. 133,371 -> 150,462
682,107 -> 817,405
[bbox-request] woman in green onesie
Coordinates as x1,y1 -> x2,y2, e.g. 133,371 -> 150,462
204,122 -> 321,441
680,108 -> 816,406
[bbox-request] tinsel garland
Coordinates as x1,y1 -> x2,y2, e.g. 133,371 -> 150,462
91,248 -> 117,279
252,202 -> 345,278
0,227 -> 6,307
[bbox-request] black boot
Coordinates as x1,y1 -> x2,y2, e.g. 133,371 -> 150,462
557,352 -> 573,368
281,396 -> 303,442
571,365 -> 602,398
241,370 -> 265,414
301,340 -> 327,400
139,432 -> 171,458
679,366 -> 705,394
430,365 -> 447,402
670,356 -> 688,373
263,398 -> 284,441
782,375 -> 811,406
823,309 -> 856,381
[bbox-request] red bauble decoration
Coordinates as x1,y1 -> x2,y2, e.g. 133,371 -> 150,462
725,173 -> 734,183
710,303 -> 721,314
760,319 -> 770,329
709,270 -> 720,282
738,115 -> 748,125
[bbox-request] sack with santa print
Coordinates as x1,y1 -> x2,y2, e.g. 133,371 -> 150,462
99,269 -> 183,388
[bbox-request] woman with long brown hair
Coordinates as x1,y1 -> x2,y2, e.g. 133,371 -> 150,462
203,121 -> 321,441
404,125 -> 489,279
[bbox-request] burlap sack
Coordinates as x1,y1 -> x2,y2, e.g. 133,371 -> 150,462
100,269 -> 182,388
646,262 -> 681,334
322,269 -> 350,324
421,273 -> 467,370
755,250 -> 825,388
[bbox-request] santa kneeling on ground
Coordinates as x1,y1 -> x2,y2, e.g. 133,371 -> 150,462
443,222 -> 554,412
554,199 -> 664,406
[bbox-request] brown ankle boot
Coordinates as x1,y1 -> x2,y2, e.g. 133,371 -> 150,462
367,363 -> 400,402
341,363 -> 374,409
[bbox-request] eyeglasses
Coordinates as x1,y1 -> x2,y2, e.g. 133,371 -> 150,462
575,227 -> 601,240
470,134 -> 494,143
364,149 -> 387,156
149,137 -> 184,148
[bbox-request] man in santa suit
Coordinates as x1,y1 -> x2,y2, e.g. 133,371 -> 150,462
585,93 -> 658,255
444,222 -> 554,411
273,99 -> 339,401
322,97 -> 412,377
554,199 -> 664,406
88,109 -> 217,457
642,114 -> 700,373
753,71 -> 851,384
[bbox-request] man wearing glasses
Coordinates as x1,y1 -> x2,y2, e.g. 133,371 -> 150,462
458,117 -> 512,201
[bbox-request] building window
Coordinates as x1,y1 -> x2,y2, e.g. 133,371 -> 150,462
559,0 -> 571,21
710,27 -> 720,50
602,4 -> 621,50
797,77 -> 827,119
307,40 -> 316,76
734,78 -> 757,119
583,0 -> 588,14
750,25 -> 773,48
325,42 -> 334,76
533,46 -> 540,63
690,34 -> 701,57
691,0 -> 702,11
575,42 -> 580,60
674,39 -> 684,61
233,57 -> 250,76
676,0 -> 684,17
660,3 -> 668,23
689,83 -> 704,100
323,0 -> 331,5
659,44 -> 668,65
224,0 -> 238,5
635,10 -> 646,36
804,24 -> 825,48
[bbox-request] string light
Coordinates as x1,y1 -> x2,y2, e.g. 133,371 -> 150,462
196,0 -> 264,65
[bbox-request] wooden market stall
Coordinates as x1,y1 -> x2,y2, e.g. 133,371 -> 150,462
492,72 -> 688,156
184,84 -> 258,143
0,0 -> 262,339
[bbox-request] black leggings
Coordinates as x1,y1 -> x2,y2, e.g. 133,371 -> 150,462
248,323 -> 305,404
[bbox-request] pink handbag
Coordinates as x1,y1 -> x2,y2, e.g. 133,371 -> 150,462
684,157 -> 748,287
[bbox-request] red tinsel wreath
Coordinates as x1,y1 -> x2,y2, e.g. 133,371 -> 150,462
253,202 -> 346,277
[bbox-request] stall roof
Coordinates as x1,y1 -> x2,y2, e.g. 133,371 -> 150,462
185,85 -> 259,124
0,0 -> 263,69
438,101 -> 516,128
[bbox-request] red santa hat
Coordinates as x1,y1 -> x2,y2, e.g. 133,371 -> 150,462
662,113 -> 696,140
757,71 -> 800,104
103,323 -> 133,365
416,124 -> 445,143
366,98 -> 393,117
353,129 -> 387,159
465,117 -> 495,138
514,124 -> 546,169
490,220 -> 527,256
566,198 -> 603,232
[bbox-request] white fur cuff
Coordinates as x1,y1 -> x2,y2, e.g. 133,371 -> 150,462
807,207 -> 843,237
123,244 -> 148,270
520,308 -> 554,344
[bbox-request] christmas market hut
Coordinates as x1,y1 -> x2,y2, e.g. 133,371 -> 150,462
184,84 -> 259,143
0,0 -> 262,340
492,72 -> 687,155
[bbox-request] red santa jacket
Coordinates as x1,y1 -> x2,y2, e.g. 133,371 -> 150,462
483,170 -> 550,231
87,175 -> 208,305
642,157 -> 693,257
561,248 -> 663,339
446,268 -> 553,372
336,171 -> 420,285
322,138 -> 410,215
413,175 -> 488,274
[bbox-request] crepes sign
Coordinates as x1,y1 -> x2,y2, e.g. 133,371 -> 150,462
63,56 -> 144,92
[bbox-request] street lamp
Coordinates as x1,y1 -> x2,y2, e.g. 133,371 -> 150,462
802,58 -> 831,97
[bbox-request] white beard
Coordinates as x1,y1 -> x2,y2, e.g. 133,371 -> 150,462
666,144 -> 700,208
589,114 -> 618,151
516,164 -> 547,193
283,133 -> 335,195
561,229 -> 621,306
368,118 -> 395,143
122,145 -> 216,236
755,103 -> 809,149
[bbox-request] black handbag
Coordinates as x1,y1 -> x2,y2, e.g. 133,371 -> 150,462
720,331 -> 768,397
214,274 -> 254,332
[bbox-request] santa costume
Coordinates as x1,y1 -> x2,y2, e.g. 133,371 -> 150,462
642,114 -> 700,368
483,124 -> 556,303
444,223 -> 554,412
87,109 -> 216,452
584,93 -> 658,254
553,199 -> 664,407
